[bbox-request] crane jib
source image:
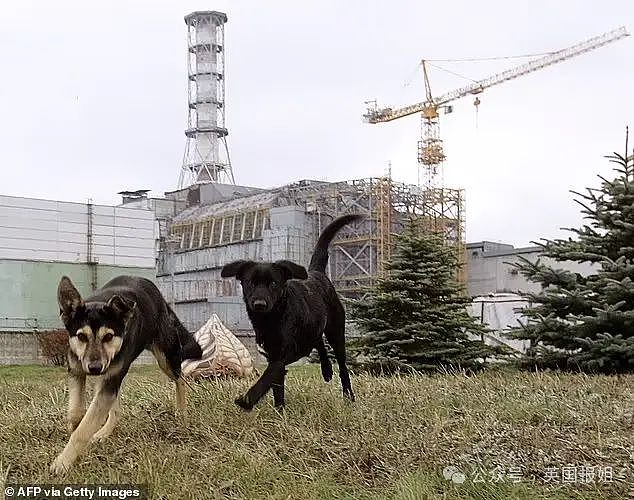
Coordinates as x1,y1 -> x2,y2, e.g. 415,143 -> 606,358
365,26 -> 629,124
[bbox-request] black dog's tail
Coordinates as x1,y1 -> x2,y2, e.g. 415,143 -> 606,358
309,214 -> 364,273
168,306 -> 203,360
180,330 -> 203,360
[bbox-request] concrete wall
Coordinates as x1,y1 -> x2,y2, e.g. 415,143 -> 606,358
0,332 -> 41,365
0,332 -> 156,366
467,294 -> 531,353
0,259 -> 155,331
467,242 -> 596,296
267,206 -> 313,264
0,194 -> 155,267
0,193 -> 160,364
0,259 -> 156,365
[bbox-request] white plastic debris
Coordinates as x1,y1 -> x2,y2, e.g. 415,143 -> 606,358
181,314 -> 255,379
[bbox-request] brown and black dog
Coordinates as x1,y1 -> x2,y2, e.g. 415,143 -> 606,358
51,275 -> 202,474
221,214 -> 362,410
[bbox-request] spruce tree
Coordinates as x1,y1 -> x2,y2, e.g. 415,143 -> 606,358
510,151 -> 634,373
349,222 -> 505,373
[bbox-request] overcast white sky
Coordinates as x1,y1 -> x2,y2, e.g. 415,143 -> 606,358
1,1 -> 632,246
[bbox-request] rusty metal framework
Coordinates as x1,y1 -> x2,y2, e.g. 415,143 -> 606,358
163,177 -> 465,299
376,176 -> 392,278
282,177 -> 465,298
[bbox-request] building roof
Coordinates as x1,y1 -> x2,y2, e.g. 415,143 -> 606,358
118,189 -> 150,197
467,240 -> 541,258
172,189 -> 281,223
171,179 -> 333,224
483,246 -> 541,258
184,11 -> 227,23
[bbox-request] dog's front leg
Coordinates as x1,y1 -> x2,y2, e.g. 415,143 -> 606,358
50,377 -> 119,474
90,394 -> 120,443
175,377 -> 188,424
272,369 -> 287,409
67,372 -> 86,432
235,360 -> 285,411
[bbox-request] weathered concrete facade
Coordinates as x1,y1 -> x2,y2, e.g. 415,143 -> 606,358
0,260 -> 156,332
0,194 -> 157,364
466,241 -> 595,297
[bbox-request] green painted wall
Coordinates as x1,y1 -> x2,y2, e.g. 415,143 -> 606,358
0,260 -> 155,330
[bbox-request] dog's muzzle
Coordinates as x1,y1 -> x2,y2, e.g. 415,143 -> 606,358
87,361 -> 104,375
251,299 -> 268,312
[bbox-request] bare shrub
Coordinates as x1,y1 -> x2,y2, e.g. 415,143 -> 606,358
36,329 -> 69,366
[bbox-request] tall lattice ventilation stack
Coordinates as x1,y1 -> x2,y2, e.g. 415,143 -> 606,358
179,11 -> 234,188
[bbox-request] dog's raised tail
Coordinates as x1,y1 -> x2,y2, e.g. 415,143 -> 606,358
309,214 -> 364,273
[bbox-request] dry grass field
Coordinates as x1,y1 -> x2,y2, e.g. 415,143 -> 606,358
0,365 -> 632,499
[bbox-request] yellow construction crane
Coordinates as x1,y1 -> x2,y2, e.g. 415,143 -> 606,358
364,26 -> 629,186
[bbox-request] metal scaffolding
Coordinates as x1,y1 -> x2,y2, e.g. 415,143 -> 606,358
282,177 -> 466,298
164,176 -> 465,300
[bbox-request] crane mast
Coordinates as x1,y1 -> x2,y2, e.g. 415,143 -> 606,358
364,26 -> 629,187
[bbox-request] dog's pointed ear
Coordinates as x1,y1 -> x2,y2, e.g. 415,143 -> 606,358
58,276 -> 84,324
274,260 -> 308,281
107,294 -> 136,322
221,260 -> 255,280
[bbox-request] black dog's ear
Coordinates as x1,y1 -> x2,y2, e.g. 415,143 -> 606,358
107,295 -> 136,322
221,260 -> 255,280
58,276 -> 84,324
274,260 -> 308,280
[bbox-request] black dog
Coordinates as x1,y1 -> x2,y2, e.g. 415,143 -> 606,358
51,275 -> 202,473
221,214 -> 362,410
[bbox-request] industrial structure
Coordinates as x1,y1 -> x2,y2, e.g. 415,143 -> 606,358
0,194 -> 156,363
359,26 -> 628,290
161,10 -> 468,338
465,241 -> 597,353
152,177 -> 464,336
154,16 -> 634,342
2,13 -> 628,365
364,26 -> 629,188
466,241 -> 595,297
179,11 -> 234,188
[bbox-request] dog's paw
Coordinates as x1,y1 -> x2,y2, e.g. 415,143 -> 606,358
90,428 -> 113,443
343,389 -> 355,402
50,453 -> 73,475
234,395 -> 254,411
